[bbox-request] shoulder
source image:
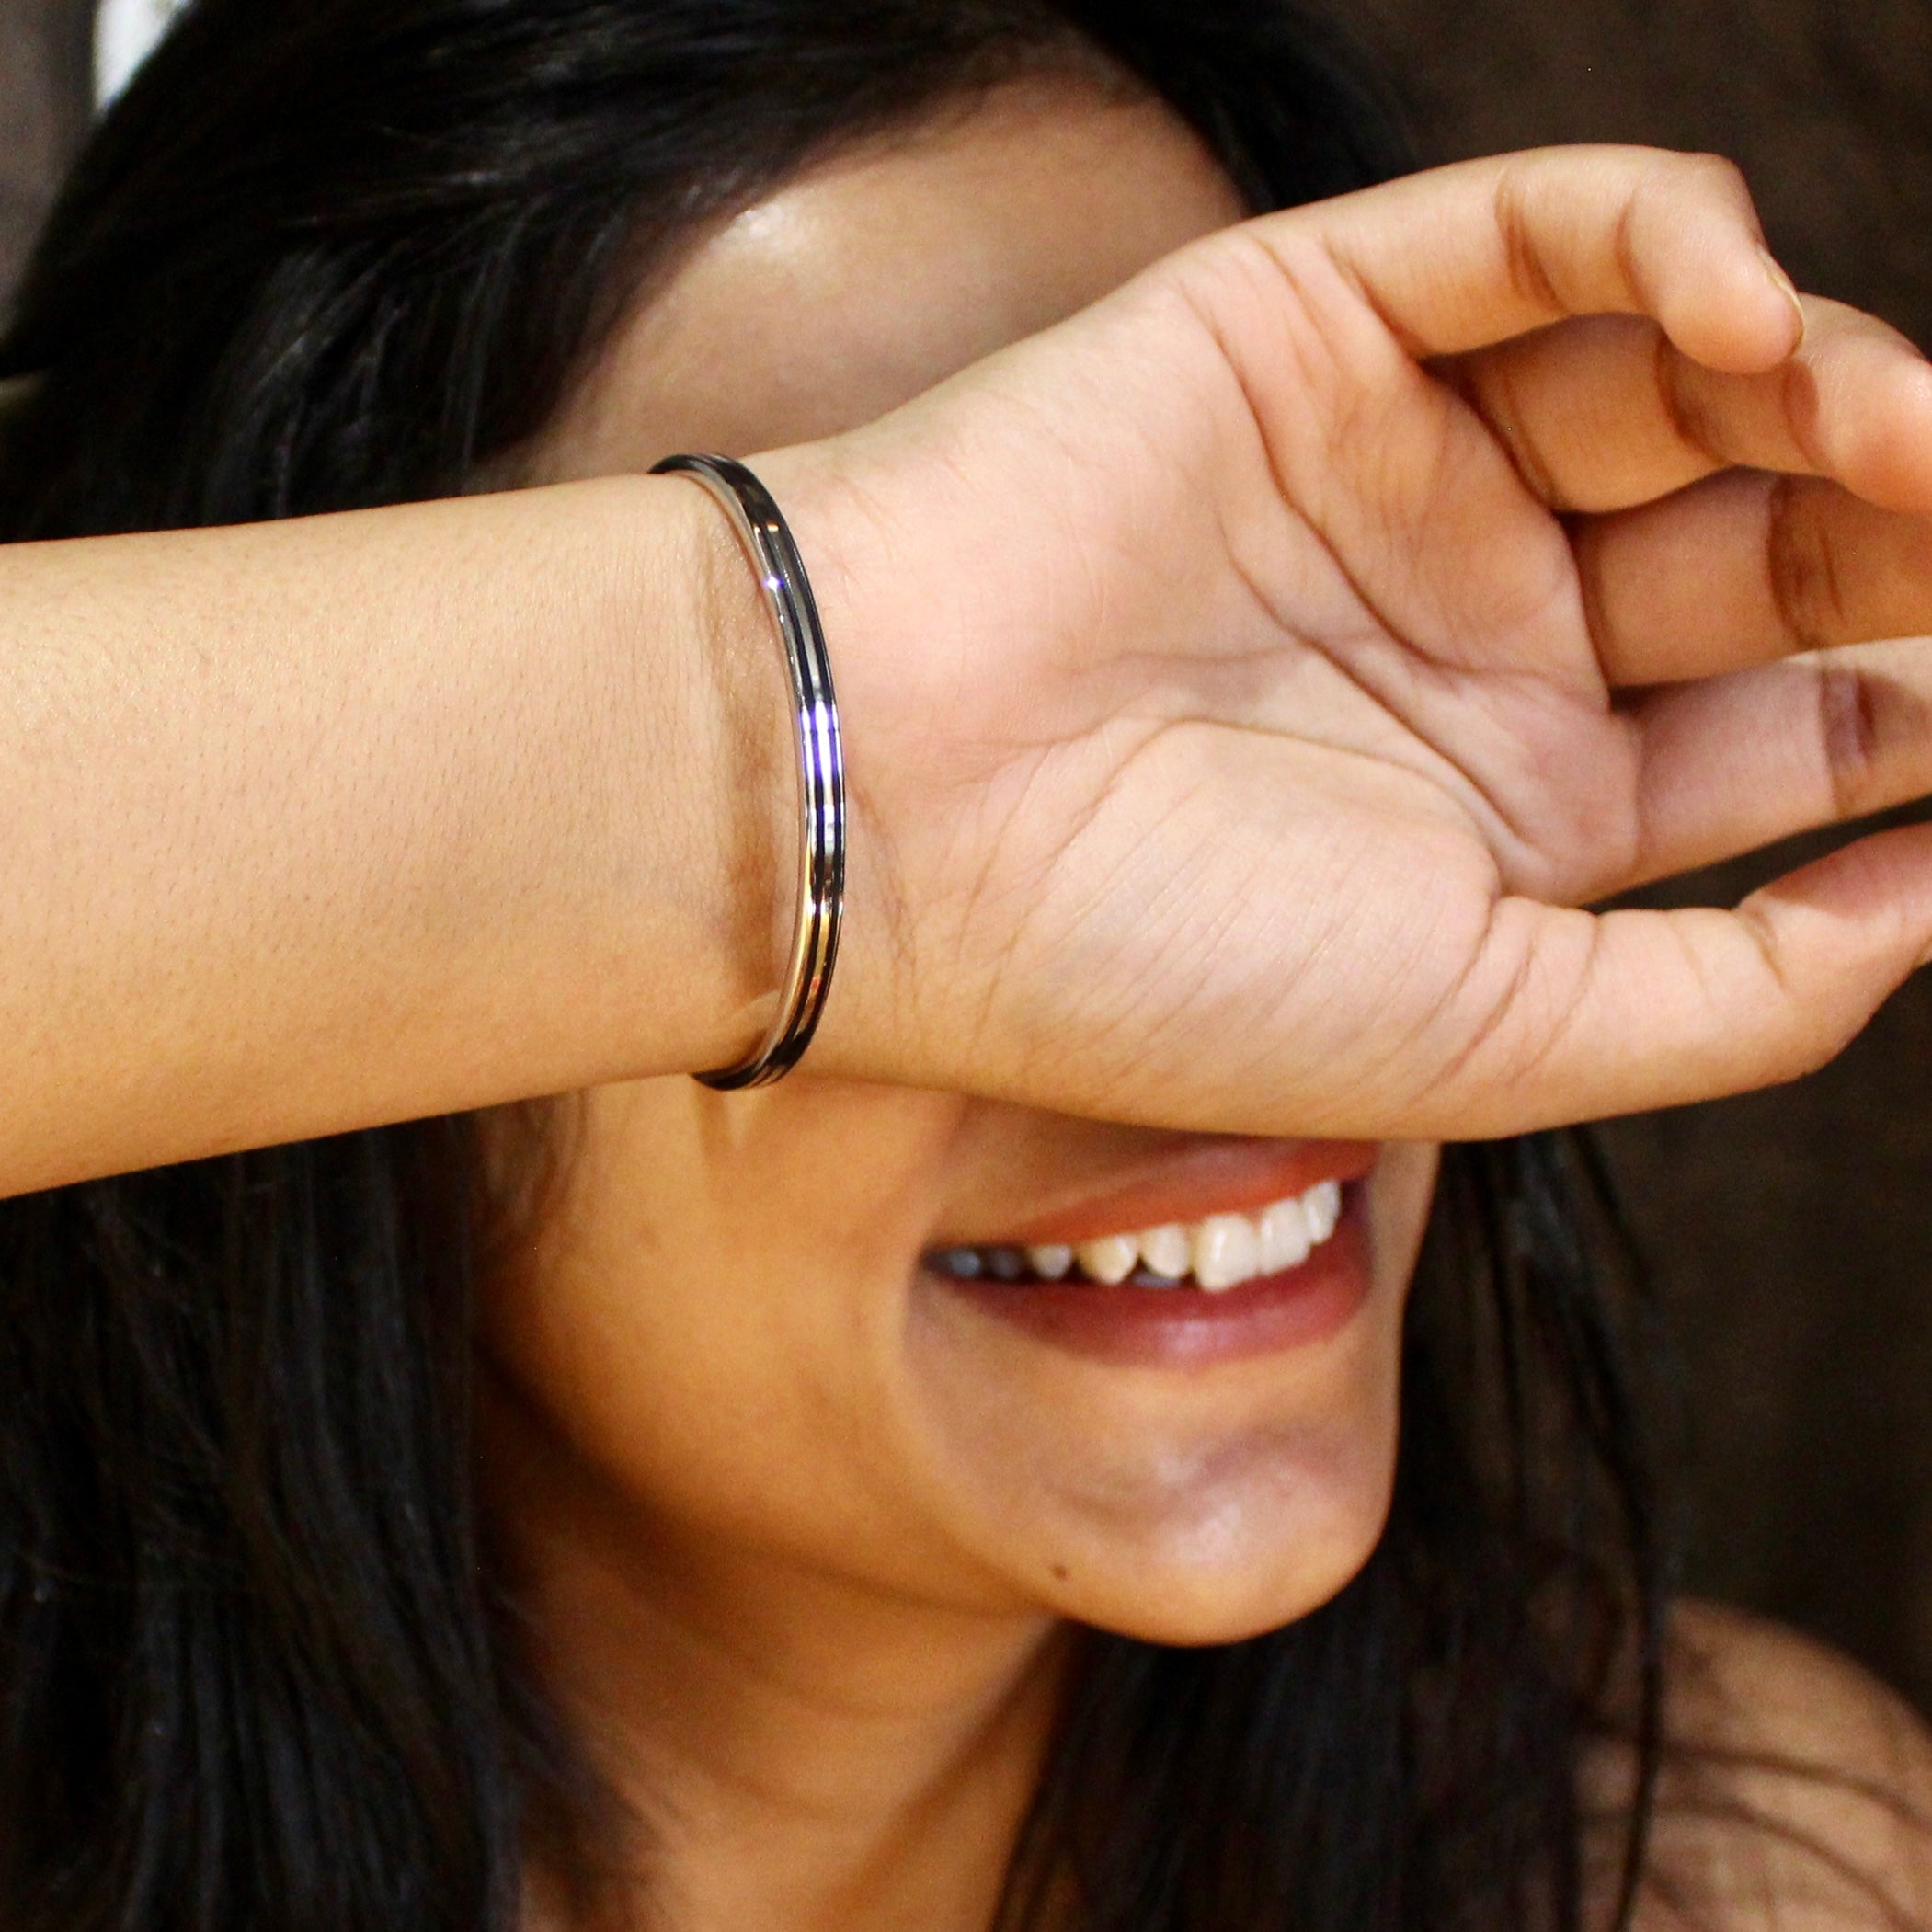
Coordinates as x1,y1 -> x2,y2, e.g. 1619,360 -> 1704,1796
1623,1600 -> 1932,1931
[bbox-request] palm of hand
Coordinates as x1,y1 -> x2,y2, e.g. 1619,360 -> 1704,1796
783,150 -> 1932,1139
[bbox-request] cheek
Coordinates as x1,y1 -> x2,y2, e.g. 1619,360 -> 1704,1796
478,1077 -> 1025,1593
483,1092 -> 1442,1647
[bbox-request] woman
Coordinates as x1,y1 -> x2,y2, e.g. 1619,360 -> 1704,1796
4,1 -> 1932,1927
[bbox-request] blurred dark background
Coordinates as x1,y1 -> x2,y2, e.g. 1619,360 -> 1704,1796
6,0 -> 1932,1704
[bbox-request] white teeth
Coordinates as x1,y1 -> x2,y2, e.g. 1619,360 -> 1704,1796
1137,1224 -> 1192,1281
1075,1234 -> 1139,1286
1259,1196 -> 1311,1274
952,1177 -> 1349,1292
1192,1213 -> 1261,1293
1305,1180 -> 1342,1242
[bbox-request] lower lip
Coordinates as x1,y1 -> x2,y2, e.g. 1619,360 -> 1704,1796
929,1189 -> 1373,1370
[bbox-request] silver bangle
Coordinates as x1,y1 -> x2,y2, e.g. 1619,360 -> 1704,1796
654,453 -> 845,1090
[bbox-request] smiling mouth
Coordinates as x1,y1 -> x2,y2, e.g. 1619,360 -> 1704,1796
927,1178 -> 1345,1295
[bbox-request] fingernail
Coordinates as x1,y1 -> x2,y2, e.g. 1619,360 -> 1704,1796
1758,246 -> 1807,343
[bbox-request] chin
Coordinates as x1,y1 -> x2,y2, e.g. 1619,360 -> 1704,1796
903,1323 -> 1403,1646
1040,1424 -> 1400,1648
900,1217 -> 1405,1645
894,1137 -> 1431,1644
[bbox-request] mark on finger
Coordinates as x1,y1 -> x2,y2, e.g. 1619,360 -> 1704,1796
1816,657 -> 1932,823
1767,475 -> 1853,657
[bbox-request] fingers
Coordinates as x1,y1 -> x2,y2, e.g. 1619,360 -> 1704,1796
1579,471 -> 1932,686
1418,824 -> 1932,1137
1442,298 -> 1932,517
1267,145 -> 1803,371
1622,638 -> 1932,889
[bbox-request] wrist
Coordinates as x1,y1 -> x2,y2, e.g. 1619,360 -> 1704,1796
651,455 -> 846,1089
631,471 -> 797,1074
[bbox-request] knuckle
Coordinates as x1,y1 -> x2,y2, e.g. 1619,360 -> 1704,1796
1766,476 -> 1849,656
1474,358 -> 1565,506
1813,657 -> 1932,821
1652,328 -> 1723,462
1816,661 -> 1885,817
1492,166 -> 1562,317
1675,150 -> 1755,211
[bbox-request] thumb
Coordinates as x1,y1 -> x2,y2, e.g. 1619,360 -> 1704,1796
1415,822 -> 1932,1137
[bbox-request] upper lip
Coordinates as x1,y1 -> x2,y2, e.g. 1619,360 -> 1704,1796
964,1138 -> 1380,1250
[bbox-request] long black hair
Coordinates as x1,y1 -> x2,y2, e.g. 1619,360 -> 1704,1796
0,5 -> 1669,1927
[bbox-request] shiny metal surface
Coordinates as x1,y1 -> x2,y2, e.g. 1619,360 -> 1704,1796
654,453 -> 846,1090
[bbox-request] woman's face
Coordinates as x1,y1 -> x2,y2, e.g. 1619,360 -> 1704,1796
489,75 -> 1440,1647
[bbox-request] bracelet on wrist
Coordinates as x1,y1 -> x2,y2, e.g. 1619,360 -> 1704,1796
655,453 -> 846,1090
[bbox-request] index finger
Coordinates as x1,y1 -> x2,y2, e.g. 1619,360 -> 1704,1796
1440,300 -> 1932,520
1263,145 -> 1805,373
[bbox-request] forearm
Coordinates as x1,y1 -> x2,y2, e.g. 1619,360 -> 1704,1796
0,475 -> 785,1196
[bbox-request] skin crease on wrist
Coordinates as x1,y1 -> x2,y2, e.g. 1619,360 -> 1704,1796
488,73 -> 1441,1932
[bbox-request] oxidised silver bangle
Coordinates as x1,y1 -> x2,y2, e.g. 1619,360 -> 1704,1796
655,453 -> 845,1090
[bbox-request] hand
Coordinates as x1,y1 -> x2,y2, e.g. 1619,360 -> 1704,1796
765,145 -> 1932,1140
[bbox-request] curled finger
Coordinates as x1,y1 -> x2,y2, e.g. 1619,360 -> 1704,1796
1625,636 -> 1932,889
1442,297 -> 1932,516
1267,144 -> 1803,369
1578,470 -> 1932,685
